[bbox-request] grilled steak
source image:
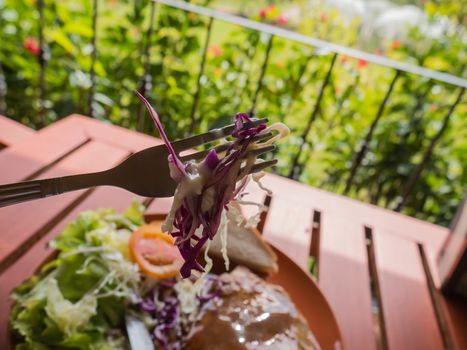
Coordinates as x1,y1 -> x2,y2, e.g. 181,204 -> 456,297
186,267 -> 320,350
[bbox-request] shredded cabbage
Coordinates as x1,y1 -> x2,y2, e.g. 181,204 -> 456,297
139,272 -> 222,349
138,93 -> 289,278
235,199 -> 267,228
252,171 -> 272,195
218,209 -> 230,271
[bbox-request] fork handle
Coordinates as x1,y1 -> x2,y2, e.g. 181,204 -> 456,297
0,171 -> 111,208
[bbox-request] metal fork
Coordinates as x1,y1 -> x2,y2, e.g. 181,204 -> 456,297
0,119 -> 277,208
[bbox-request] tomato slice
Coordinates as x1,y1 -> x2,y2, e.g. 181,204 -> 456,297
129,221 -> 183,279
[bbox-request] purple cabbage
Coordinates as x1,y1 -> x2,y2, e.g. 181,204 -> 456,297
138,275 -> 222,350
138,93 -> 267,278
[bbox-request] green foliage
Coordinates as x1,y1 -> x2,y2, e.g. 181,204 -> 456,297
0,0 -> 465,226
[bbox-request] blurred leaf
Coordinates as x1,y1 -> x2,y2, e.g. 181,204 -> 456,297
63,23 -> 93,38
50,29 -> 75,54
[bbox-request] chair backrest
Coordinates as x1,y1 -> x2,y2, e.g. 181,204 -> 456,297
438,190 -> 467,297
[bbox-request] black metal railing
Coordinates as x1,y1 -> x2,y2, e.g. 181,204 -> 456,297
1,0 -> 466,223
150,0 -> 466,215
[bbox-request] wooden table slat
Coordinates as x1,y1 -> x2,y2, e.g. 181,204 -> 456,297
0,115 -> 35,148
0,141 -> 129,274
319,214 -> 376,350
146,197 -> 174,216
0,117 -> 88,183
261,194 -> 310,270
374,230 -> 444,350
67,114 -> 162,151
259,175 -> 449,255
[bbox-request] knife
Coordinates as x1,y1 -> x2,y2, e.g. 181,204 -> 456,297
125,314 -> 154,350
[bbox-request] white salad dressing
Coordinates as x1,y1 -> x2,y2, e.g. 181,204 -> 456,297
163,161 -> 209,233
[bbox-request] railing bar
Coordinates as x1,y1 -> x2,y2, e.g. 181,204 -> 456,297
0,63 -> 6,116
87,0 -> 99,118
377,80 -> 433,208
37,0 -> 47,127
154,0 -> 467,89
137,0 -> 158,131
271,54 -> 312,161
364,79 -> 432,203
370,173 -> 384,205
395,87 -> 465,212
343,70 -> 402,194
0,9 -> 6,115
278,53 -> 312,123
327,74 -> 360,131
413,80 -> 433,117
188,16 -> 214,135
233,34 -> 260,112
288,52 -> 338,179
249,34 -> 273,117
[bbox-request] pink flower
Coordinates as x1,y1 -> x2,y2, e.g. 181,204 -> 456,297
208,44 -> 223,58
357,59 -> 368,70
320,13 -> 328,22
23,37 -> 40,56
390,40 -> 401,50
277,14 -> 288,25
259,8 -> 267,18
267,5 -> 278,12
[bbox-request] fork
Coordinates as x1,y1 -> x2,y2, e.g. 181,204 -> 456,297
0,119 -> 277,208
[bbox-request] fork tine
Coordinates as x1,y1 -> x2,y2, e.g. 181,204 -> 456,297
179,131 -> 273,162
172,118 -> 268,152
181,144 -> 275,163
246,159 -> 278,175
248,145 -> 276,158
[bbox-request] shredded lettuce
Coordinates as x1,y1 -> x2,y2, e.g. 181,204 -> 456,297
45,278 -> 98,336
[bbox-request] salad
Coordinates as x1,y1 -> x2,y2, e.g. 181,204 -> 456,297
11,203 -> 144,349
10,204 -> 320,350
10,204 -> 221,349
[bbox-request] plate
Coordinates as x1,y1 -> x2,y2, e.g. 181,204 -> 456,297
268,243 -> 343,349
9,213 -> 343,350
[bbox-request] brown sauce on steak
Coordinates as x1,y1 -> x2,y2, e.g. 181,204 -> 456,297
185,267 -> 320,350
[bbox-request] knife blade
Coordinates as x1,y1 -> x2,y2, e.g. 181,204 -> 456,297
125,314 -> 154,350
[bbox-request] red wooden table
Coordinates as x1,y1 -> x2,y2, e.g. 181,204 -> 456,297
0,115 -> 35,150
0,115 -> 465,350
